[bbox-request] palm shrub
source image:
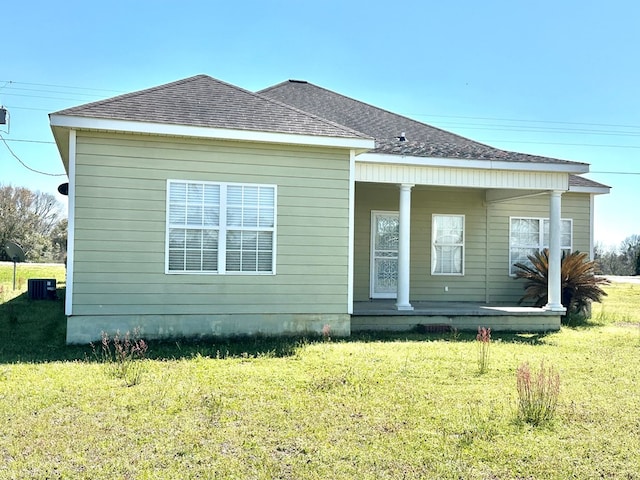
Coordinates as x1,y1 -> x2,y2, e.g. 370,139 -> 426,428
513,249 -> 609,317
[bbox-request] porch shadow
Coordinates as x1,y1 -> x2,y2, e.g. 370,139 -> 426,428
1,292 -> 558,364
352,300 -> 562,333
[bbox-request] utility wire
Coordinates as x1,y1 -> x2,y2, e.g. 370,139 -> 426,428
6,86 -> 113,98
0,134 -> 66,176
405,112 -> 640,131
3,80 -> 640,177
2,92 -> 101,103
5,81 -> 640,138
590,171 -> 640,175
0,79 -> 124,94
484,139 -> 640,150
4,79 -> 640,132
4,138 -> 55,144
432,123 -> 640,137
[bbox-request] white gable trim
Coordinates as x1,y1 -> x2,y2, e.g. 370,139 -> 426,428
49,114 -> 374,151
357,152 -> 589,174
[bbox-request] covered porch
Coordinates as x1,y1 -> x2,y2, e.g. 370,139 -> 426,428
351,300 -> 562,332
348,159 -> 590,333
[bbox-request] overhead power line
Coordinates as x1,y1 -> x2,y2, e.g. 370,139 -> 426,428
0,79 -> 125,94
4,78 -> 640,140
4,138 -> 56,144
4,78 -> 640,132
432,123 -> 640,137
405,112 -> 640,131
5,86 -> 113,98
484,139 -> 640,150
2,105 -> 52,112
2,78 -> 640,178
590,171 -> 640,175
0,134 -> 66,176
2,92 -> 100,103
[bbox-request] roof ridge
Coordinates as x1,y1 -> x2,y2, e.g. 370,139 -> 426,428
255,90 -> 371,140
267,80 -> 505,149
207,76 -> 370,139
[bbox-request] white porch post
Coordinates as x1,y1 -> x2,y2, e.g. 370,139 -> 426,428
397,184 -> 414,311
545,190 -> 565,312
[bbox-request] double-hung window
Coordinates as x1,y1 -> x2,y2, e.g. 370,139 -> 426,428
509,217 -> 572,275
166,180 -> 276,274
432,214 -> 465,275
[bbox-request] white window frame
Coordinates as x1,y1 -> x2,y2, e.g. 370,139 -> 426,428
431,214 -> 465,276
165,179 -> 277,275
509,217 -> 573,276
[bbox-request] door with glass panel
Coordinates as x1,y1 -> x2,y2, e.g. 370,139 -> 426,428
370,211 -> 399,298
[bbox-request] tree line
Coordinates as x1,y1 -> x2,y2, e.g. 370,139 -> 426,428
0,185 -> 67,263
595,234 -> 640,276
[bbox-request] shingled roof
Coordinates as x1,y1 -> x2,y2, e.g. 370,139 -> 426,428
259,80 -> 587,167
53,75 -> 369,140
568,175 -> 610,190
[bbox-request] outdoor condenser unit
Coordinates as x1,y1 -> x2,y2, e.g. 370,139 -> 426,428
28,279 -> 57,300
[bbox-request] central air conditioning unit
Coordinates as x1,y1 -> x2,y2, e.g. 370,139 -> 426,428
28,279 -> 57,300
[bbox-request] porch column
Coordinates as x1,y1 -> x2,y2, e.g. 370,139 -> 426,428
545,191 -> 565,312
397,184 -> 414,311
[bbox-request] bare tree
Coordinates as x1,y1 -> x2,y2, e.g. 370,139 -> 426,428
0,185 -> 66,262
594,236 -> 640,276
620,234 -> 640,275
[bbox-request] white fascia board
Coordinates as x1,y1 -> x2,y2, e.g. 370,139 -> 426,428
49,115 -> 375,150
357,152 -> 590,174
568,185 -> 611,195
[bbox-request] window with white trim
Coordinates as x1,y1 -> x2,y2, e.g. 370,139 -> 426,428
432,214 -> 465,275
166,180 -> 276,274
509,217 -> 572,275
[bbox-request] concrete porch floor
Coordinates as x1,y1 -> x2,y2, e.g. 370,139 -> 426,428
352,300 -> 562,333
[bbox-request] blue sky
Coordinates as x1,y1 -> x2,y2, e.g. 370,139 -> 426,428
1,0 -> 638,248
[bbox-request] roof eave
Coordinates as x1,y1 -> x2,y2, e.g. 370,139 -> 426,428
48,114 -> 375,151
357,152 -> 590,174
49,123 -> 71,174
568,185 -> 611,195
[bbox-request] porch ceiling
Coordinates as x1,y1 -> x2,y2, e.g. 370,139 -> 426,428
355,162 -> 569,191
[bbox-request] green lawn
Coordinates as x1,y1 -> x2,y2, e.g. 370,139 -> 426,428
1,265 -> 639,479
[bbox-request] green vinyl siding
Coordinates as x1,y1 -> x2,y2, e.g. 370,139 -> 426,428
71,132 -> 351,321
487,192 -> 591,303
354,184 -> 592,304
354,184 -> 487,302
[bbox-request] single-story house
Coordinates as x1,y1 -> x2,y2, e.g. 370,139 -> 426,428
49,75 -> 610,343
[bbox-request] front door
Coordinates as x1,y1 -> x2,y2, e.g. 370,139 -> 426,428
370,211 -> 399,298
